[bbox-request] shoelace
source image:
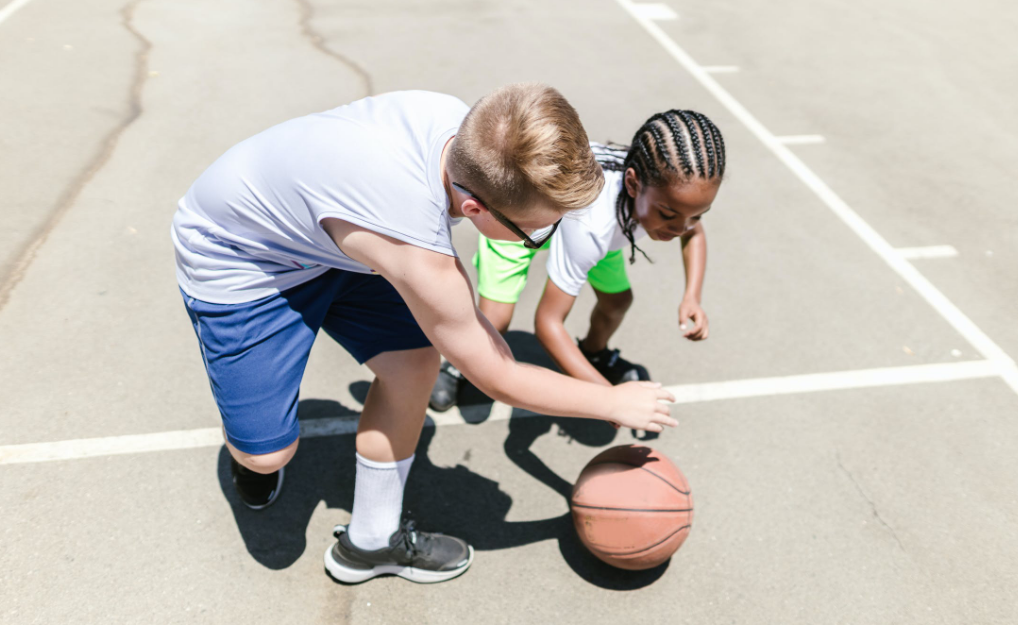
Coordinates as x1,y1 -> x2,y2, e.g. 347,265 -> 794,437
606,349 -> 621,368
400,520 -> 421,557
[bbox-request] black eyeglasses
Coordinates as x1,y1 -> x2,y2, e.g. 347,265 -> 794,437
452,182 -> 561,249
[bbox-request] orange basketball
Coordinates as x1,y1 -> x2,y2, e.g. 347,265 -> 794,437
570,444 -> 694,570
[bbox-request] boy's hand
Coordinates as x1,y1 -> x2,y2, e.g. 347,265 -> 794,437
679,298 -> 709,341
607,381 -> 677,433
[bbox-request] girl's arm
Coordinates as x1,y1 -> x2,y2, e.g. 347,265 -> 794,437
534,279 -> 612,386
679,222 -> 709,340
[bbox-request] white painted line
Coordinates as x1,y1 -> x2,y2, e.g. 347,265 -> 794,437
0,428 -> 224,465
0,361 -> 1001,465
896,245 -> 959,260
631,2 -> 678,21
776,135 -> 826,145
701,65 -> 740,74
613,0 -> 1018,395
664,360 -> 998,403
0,0 -> 35,26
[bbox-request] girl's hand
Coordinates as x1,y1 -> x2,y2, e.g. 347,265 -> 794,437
606,381 -> 677,433
679,298 -> 709,341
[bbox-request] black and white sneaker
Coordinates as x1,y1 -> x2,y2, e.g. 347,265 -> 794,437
230,458 -> 284,510
428,361 -> 463,412
578,340 -> 651,385
324,519 -> 474,584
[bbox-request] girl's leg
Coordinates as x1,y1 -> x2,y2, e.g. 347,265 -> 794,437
579,287 -> 633,353
478,296 -> 516,335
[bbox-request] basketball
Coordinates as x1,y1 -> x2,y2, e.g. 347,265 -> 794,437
570,445 -> 694,570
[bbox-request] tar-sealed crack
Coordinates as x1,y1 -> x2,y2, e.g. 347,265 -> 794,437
295,0 -> 374,97
836,451 -> 906,551
0,0 -> 152,312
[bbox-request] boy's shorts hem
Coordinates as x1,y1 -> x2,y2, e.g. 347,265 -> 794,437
349,334 -> 434,365
225,422 -> 302,456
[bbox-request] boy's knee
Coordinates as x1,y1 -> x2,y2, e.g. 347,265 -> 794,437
230,438 -> 299,474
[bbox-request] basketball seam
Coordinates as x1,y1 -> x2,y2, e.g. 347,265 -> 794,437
571,503 -> 693,513
593,524 -> 692,557
584,461 -> 691,496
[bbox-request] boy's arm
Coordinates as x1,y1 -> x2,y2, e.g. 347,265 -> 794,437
679,222 -> 709,341
321,219 -> 676,431
534,279 -> 612,386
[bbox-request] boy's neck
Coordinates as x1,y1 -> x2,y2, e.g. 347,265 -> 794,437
439,137 -> 462,218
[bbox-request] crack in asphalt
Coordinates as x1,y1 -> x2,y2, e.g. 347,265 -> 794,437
836,451 -> 906,552
0,0 -> 152,313
295,0 -> 374,97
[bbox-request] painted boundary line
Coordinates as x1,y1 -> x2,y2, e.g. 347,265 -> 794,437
614,0 -> 1018,393
897,245 -> 959,260
0,0 -> 35,26
0,361 -> 1000,465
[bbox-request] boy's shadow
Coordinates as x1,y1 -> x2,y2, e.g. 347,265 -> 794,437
217,332 -> 665,589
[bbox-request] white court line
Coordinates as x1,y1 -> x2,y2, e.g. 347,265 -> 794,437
631,2 -> 678,21
776,135 -> 826,145
702,65 -> 740,74
897,245 -> 959,260
0,361 -> 1000,465
0,0 -> 35,26
613,0 -> 1018,393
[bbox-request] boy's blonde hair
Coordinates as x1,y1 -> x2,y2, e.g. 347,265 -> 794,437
449,84 -> 604,215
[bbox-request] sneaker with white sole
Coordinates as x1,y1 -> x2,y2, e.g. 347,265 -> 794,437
324,519 -> 473,584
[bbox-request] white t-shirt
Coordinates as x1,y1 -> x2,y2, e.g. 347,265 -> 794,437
547,166 -> 647,296
171,91 -> 469,304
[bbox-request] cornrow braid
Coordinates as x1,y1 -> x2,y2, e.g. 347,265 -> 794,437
610,109 -> 726,264
675,110 -> 705,176
691,112 -> 716,178
661,115 -> 694,177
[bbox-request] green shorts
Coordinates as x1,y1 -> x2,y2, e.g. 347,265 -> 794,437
473,234 -> 630,304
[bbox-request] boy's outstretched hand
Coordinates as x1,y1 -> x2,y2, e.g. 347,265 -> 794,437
607,381 -> 677,433
679,297 -> 710,341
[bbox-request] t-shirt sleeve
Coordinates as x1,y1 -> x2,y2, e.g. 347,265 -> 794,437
546,220 -> 608,297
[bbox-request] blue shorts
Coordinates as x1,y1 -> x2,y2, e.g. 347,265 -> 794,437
181,270 -> 431,455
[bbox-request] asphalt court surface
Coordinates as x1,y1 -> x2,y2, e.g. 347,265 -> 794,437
1,0 -> 1017,623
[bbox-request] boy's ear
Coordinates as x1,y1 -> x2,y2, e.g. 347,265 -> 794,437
460,197 -> 486,217
624,167 -> 640,198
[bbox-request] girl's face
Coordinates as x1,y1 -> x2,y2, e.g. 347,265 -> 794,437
625,168 -> 721,242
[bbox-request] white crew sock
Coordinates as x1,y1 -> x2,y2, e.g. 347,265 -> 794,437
347,452 -> 415,551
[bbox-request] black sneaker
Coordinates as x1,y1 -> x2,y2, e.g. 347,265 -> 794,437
324,519 -> 474,584
230,457 -> 284,510
428,361 -> 463,412
578,340 -> 651,385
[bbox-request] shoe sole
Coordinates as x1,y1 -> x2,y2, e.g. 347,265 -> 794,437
239,467 -> 284,511
323,543 -> 474,584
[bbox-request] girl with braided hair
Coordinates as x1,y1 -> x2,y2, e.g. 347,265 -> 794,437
430,109 -> 725,411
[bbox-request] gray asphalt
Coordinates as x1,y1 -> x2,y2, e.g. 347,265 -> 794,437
1,0 -> 1016,623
